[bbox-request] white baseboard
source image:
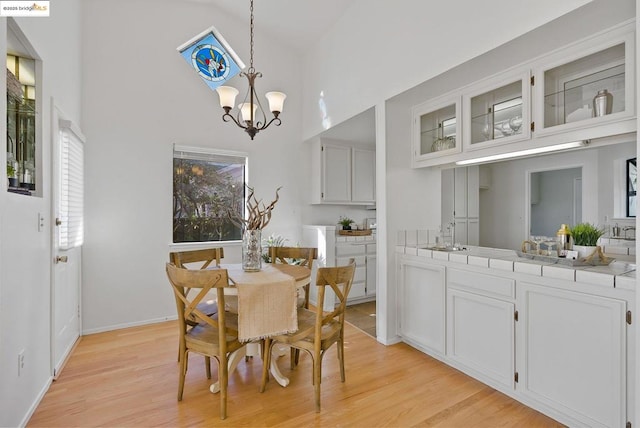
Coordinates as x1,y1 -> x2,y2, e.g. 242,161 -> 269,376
82,315 -> 177,335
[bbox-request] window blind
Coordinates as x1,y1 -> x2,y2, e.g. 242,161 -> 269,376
59,123 -> 84,249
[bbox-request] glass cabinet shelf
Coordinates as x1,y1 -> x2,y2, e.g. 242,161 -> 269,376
541,42 -> 627,130
412,96 -> 461,160
466,75 -> 529,148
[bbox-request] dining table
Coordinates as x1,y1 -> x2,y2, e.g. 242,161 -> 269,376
209,262 -> 311,393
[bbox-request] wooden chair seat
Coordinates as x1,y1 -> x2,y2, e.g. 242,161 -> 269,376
185,324 -> 244,355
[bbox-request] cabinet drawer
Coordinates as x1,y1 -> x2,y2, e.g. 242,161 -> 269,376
447,268 -> 515,299
336,244 -> 366,257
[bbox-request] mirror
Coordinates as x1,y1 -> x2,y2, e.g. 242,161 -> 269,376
529,167 -> 582,237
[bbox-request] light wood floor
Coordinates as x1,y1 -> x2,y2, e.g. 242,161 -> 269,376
28,320 -> 563,427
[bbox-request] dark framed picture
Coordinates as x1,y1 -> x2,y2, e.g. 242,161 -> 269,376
627,157 -> 636,217
177,26 -> 245,91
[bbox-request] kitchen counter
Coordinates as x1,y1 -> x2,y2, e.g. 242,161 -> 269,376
397,244 -> 635,288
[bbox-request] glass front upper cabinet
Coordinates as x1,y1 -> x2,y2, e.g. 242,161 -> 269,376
533,24 -> 635,136
412,94 -> 461,164
6,52 -> 37,195
463,70 -> 531,150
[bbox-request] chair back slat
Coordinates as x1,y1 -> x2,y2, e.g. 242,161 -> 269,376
170,248 -> 224,270
166,263 -> 229,332
269,247 -> 317,269
314,260 -> 356,330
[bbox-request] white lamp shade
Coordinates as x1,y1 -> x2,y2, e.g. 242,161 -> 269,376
238,102 -> 258,122
265,91 -> 286,113
216,86 -> 239,108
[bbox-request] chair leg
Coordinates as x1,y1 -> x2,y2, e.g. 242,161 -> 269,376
313,353 -> 322,412
178,348 -> 187,401
260,338 -> 272,392
303,284 -> 310,309
219,355 -> 228,420
205,356 -> 212,379
338,336 -> 346,382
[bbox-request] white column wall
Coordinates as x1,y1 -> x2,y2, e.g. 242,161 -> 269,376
0,1 -> 84,426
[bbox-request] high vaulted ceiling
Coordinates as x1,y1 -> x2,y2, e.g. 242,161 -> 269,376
186,0 -> 357,51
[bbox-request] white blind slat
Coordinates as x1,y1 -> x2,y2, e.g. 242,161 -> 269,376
59,128 -> 84,250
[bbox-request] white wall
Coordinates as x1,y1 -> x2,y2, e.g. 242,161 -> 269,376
80,0 -> 305,333
0,1 -> 83,426
301,0 -> 592,140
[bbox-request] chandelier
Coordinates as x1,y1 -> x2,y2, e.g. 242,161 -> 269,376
215,0 -> 286,140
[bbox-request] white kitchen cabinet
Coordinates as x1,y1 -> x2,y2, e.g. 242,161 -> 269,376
352,147 -> 376,203
411,93 -> 462,168
533,22 -> 635,138
311,139 -> 375,205
397,259 -> 445,356
447,268 -> 516,390
463,69 -> 531,151
410,21 -> 636,169
517,281 -> 628,428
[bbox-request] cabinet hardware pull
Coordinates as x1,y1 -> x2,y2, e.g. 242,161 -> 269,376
514,310 -> 519,321
530,122 -> 535,132
530,76 -> 535,86
627,310 -> 632,325
514,372 -> 519,383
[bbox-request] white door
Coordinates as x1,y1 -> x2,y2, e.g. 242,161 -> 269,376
51,111 -> 84,376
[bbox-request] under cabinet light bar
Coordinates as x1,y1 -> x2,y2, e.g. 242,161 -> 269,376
455,141 -> 588,166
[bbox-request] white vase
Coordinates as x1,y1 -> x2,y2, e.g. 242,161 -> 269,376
573,245 -> 598,259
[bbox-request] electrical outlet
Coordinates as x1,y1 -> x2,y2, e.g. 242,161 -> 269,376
18,350 -> 25,376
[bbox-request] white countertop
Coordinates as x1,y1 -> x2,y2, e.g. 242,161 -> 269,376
398,244 -> 635,289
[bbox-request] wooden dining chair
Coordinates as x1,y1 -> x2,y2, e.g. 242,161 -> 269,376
269,246 -> 317,309
169,248 -> 225,377
260,260 -> 356,412
166,262 -> 244,420
269,246 -> 318,366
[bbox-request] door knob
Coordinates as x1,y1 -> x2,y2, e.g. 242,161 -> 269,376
55,255 -> 68,263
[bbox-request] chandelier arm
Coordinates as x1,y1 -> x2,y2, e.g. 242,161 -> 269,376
222,112 -> 248,130
258,116 -> 282,131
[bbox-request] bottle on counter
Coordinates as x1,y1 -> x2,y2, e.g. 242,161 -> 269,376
556,224 -> 572,257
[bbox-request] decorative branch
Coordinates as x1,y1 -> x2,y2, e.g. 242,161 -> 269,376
229,185 -> 282,230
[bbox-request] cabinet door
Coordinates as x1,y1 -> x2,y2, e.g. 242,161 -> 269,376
322,143 -> 351,202
467,218 -> 479,246
453,219 -> 467,246
533,23 -> 635,137
447,288 -> 515,390
411,93 -> 462,168
517,282 -> 627,428
453,167 -> 467,218
365,255 -> 376,296
352,148 -> 375,203
462,69 -> 531,151
398,261 -> 445,355
467,165 -> 479,218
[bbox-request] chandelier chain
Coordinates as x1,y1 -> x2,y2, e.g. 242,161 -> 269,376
249,0 -> 255,72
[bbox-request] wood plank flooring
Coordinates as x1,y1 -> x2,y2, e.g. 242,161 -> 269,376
27,320 -> 563,427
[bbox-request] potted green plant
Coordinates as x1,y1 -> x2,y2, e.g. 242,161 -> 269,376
6,163 -> 17,187
338,216 -> 354,230
570,222 -> 605,259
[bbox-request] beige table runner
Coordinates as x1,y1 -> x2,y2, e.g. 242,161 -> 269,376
226,264 -> 298,342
